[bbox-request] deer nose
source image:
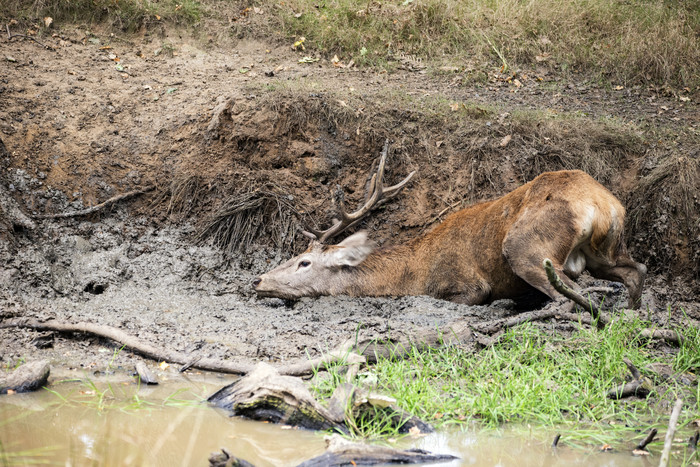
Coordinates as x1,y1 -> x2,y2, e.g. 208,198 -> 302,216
252,278 -> 262,289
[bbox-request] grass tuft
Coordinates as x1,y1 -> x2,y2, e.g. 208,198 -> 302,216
310,314 -> 700,446
2,0 -> 202,31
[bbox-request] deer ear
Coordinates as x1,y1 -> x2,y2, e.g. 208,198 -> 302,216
330,231 -> 374,267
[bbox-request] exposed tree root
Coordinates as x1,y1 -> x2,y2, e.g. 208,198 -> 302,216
34,185 -> 156,219
0,319 -> 363,376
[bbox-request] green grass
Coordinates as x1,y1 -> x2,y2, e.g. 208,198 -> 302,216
312,313 -> 700,447
1,0 -> 202,31
275,0 -> 699,88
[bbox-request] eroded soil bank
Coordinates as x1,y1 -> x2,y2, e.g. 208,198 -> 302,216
1,19 -> 699,379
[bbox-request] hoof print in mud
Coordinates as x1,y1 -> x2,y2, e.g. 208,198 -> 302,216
83,282 -> 107,295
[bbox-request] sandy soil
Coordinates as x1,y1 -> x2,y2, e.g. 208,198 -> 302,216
0,21 -> 698,375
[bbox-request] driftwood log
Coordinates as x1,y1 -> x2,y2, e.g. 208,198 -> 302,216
208,363 -> 433,436
298,435 -> 458,466
208,362 -> 346,432
0,360 -> 50,394
208,435 -> 458,467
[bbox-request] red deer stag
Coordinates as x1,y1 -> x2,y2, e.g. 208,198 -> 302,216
253,142 -> 646,308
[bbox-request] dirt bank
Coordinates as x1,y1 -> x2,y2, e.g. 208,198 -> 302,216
0,21 -> 698,373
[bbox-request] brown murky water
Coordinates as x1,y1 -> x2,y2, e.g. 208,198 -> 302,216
0,372 -> 671,466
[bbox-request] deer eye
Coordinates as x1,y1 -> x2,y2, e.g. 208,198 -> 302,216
298,260 -> 311,268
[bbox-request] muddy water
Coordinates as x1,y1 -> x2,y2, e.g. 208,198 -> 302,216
0,372 -> 654,467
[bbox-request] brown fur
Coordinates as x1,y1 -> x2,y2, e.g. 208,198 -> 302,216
254,170 -> 646,308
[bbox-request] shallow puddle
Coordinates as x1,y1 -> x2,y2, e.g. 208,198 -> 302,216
0,371 -> 676,466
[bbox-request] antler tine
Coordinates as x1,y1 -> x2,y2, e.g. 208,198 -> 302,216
309,139 -> 415,243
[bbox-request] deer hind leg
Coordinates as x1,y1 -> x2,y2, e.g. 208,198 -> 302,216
502,206 -> 583,302
585,255 -> 646,309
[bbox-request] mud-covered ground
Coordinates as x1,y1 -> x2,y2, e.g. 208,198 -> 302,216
0,21 -> 698,373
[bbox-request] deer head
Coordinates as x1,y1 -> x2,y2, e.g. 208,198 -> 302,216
252,231 -> 375,300
253,140 -> 414,299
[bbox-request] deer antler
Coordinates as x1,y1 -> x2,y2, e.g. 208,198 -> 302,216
304,140 -> 416,243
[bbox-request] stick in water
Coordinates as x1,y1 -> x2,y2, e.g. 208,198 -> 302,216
659,399 -> 683,467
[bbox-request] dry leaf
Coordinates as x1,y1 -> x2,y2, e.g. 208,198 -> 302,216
436,140 -> 443,148
292,37 -> 306,51
500,135 -> 512,147
632,449 -> 650,457
614,85 -> 624,90
43,17 -> 53,28
450,103 -> 460,111
600,443 -> 613,451
408,426 -> 423,436
535,53 -> 550,62
513,79 -> 522,87
159,361 -> 170,370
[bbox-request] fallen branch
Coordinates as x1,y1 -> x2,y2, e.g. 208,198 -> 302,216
689,431 -> 699,450
552,434 -> 561,448
6,24 -> 54,50
0,318 -> 361,376
636,428 -> 658,451
659,399 -> 683,467
34,185 -> 156,219
607,357 -> 652,399
543,258 -> 607,329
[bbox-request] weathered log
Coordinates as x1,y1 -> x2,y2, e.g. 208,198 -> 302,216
209,363 -> 434,437
297,434 -> 458,467
208,448 -> 256,467
208,362 -> 346,432
0,360 -> 50,394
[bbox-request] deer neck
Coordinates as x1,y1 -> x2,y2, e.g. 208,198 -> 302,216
331,244 -> 421,297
